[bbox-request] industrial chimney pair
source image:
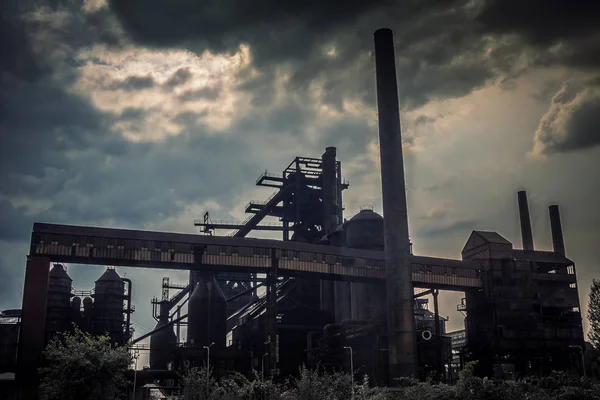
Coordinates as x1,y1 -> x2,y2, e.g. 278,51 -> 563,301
517,191 -> 566,255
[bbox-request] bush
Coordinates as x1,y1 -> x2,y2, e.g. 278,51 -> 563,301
179,364 -> 282,400
176,362 -> 600,400
39,328 -> 132,400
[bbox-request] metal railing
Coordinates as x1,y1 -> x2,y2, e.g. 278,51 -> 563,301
246,189 -> 282,209
72,290 -> 94,296
256,170 -> 282,185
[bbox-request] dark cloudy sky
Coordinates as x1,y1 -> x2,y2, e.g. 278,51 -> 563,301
1,0 -> 599,365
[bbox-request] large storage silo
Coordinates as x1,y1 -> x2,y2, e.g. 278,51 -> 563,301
187,274 -> 227,349
45,264 -> 72,342
93,267 -> 125,344
150,300 -> 177,370
345,209 -> 386,322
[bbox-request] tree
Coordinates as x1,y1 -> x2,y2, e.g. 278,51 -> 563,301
39,327 -> 132,400
588,279 -> 600,350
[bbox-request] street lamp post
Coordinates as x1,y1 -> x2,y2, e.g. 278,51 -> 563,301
569,345 -> 586,378
131,349 -> 140,400
263,339 -> 271,380
203,342 -> 215,383
262,353 -> 269,381
343,346 -> 354,400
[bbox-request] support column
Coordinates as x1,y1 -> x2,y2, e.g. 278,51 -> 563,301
17,256 -> 51,384
266,249 -> 279,377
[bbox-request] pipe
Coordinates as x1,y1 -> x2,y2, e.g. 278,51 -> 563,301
323,324 -> 341,340
169,295 -> 189,320
322,146 -> 339,235
373,27 -> 417,379
549,205 -> 566,256
176,306 -> 181,343
433,289 -> 442,376
122,278 -> 132,341
226,281 -> 265,303
517,191 -> 534,251
131,313 -> 187,345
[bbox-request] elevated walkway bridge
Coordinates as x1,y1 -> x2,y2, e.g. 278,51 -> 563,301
30,223 -> 484,291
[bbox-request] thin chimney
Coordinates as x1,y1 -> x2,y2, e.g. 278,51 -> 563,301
549,205 -> 566,256
517,191 -> 534,251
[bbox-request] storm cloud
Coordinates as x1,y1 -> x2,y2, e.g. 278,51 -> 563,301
531,79 -> 600,156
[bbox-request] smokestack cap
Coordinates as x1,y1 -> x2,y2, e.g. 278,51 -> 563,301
374,28 -> 393,36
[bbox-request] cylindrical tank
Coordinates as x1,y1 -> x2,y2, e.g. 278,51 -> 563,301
45,264 -> 72,342
150,301 -> 177,370
82,296 -> 94,333
345,209 -> 385,250
93,267 -> 125,343
187,274 -> 227,349
345,210 -> 386,323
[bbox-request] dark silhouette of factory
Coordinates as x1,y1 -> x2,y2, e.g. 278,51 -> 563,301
1,29 -> 585,393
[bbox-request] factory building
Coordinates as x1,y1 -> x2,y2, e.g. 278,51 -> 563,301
462,196 -> 584,377
8,28 -> 586,397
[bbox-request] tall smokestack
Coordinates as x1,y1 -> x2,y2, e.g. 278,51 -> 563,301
517,191 -> 534,251
549,205 -> 566,256
373,28 -> 416,379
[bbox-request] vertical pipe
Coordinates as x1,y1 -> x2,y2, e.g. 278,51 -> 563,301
517,191 -> 534,251
373,28 -> 416,379
267,249 -> 279,376
336,161 -> 344,224
176,306 -> 181,343
322,146 -> 339,234
433,290 -> 442,376
295,159 -> 301,234
549,205 -> 566,256
321,147 -> 337,317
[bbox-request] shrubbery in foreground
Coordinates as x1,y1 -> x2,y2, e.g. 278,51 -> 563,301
39,328 -> 132,400
38,329 -> 600,400
179,363 -> 600,400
